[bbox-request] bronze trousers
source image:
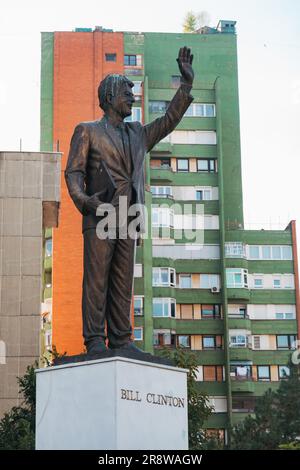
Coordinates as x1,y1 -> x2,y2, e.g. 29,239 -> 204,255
82,229 -> 136,348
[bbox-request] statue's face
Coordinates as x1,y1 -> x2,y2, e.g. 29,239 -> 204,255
108,82 -> 135,119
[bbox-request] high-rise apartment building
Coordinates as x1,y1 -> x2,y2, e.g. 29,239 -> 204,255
40,22 -> 300,439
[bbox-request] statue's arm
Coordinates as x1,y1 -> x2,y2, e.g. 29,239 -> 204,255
65,124 -> 91,215
143,47 -> 194,152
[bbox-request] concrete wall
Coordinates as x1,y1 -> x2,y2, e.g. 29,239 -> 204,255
0,151 -> 60,417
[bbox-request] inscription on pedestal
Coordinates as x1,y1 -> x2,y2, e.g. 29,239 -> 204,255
120,389 -> 185,408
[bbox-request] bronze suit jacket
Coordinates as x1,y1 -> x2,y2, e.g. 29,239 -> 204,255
65,83 -> 193,233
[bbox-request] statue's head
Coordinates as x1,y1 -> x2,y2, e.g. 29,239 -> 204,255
98,74 -> 135,119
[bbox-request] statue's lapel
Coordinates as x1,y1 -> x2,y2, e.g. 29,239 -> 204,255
99,118 -> 126,163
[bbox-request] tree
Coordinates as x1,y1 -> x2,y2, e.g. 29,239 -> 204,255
0,363 -> 36,450
183,11 -> 197,33
231,363 -> 300,450
183,10 -> 211,33
163,347 -> 218,449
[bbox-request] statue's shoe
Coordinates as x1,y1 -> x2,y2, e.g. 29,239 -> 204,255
86,341 -> 107,355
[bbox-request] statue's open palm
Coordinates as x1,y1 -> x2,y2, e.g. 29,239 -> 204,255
177,47 -> 194,85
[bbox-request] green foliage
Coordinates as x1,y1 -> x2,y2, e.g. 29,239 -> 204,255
0,364 -> 36,450
279,441 -> 300,450
183,11 -> 197,33
231,363 -> 300,450
182,10 -> 210,33
162,347 -> 217,449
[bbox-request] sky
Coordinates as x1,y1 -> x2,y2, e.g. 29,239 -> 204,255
0,0 -> 299,234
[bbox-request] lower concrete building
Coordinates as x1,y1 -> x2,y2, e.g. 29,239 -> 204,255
0,151 -> 60,417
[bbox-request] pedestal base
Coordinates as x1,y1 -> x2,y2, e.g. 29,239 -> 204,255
35,356 -> 188,450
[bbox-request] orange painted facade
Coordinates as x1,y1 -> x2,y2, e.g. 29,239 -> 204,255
52,32 -> 124,354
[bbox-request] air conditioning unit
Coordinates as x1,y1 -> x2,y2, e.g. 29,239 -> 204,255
211,286 -> 220,293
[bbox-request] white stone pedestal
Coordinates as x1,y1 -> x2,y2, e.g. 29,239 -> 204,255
35,356 -> 188,450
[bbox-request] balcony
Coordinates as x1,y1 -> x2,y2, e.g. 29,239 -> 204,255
150,166 -> 173,183
231,377 -> 255,393
230,348 -> 253,361
228,317 -> 251,329
227,288 -> 250,302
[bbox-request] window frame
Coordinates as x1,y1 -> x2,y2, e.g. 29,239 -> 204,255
196,158 -> 216,173
257,365 -> 271,381
176,158 -> 189,173
133,327 -> 143,341
152,298 -> 176,318
105,53 -> 117,62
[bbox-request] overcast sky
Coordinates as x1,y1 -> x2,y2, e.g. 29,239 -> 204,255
0,0 -> 299,235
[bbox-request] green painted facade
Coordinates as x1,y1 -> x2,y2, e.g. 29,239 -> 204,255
124,28 -> 298,441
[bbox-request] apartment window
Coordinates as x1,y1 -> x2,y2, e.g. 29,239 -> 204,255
184,103 -> 216,117
45,239 -> 52,257
149,101 -> 169,113
105,53 -> 116,62
150,157 -> 170,169
200,274 -> 220,289
134,327 -> 143,341
253,336 -> 261,350
228,305 -> 247,318
202,336 -> 217,349
254,277 -> 263,289
196,189 -> 211,201
225,242 -> 246,258
230,334 -> 247,348
276,335 -> 296,350
152,298 -> 176,318
232,397 -> 255,412
202,336 -> 215,349
203,365 -> 223,382
152,267 -> 176,287
177,159 -> 189,172
197,159 -> 216,173
151,186 -> 172,198
230,364 -> 252,380
134,296 -> 144,316
179,274 -> 192,288
125,107 -> 142,122
226,269 -> 248,288
171,75 -> 181,88
133,81 -> 142,96
248,245 -> 293,260
262,246 -> 271,259
257,366 -> 271,381
282,246 -> 293,259
249,246 -> 260,259
201,304 -> 221,319
153,330 -> 176,347
124,54 -> 142,66
177,335 -> 190,348
278,365 -> 290,379
273,278 -> 281,289
152,207 -> 174,228
134,264 -> 143,277
275,312 -> 295,320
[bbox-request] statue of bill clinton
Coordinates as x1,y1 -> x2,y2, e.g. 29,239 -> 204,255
65,47 -> 194,355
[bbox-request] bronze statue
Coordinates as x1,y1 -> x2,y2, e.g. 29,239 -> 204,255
65,47 -> 194,355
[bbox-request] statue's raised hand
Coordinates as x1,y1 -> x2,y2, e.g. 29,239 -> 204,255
176,47 -> 194,86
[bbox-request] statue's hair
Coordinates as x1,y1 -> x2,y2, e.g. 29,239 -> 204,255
98,74 -> 134,111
